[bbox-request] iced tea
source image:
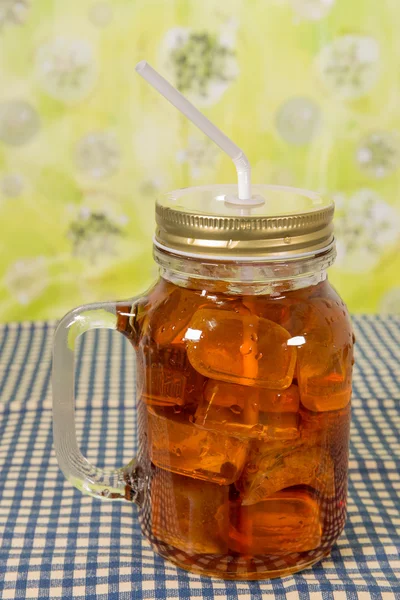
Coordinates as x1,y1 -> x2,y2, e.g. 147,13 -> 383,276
117,277 -> 352,579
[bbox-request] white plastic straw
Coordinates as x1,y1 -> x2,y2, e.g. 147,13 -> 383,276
135,60 -> 252,202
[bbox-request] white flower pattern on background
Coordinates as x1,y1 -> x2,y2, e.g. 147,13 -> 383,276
0,173 -> 24,198
289,0 -> 334,21
316,35 -> 380,100
356,132 -> 400,179
335,189 -> 400,272
379,288 -> 400,314
162,26 -> 239,106
66,192 -> 128,265
88,2 -> 113,27
74,131 -> 120,179
4,257 -> 48,305
275,97 -> 321,145
176,137 -> 219,178
0,0 -> 29,30
138,176 -> 166,197
0,100 -> 40,146
35,37 -> 98,104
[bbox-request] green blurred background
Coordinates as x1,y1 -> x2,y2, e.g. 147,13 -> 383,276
0,0 -> 399,322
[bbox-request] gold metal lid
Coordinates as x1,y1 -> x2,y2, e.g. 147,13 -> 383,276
155,184 -> 335,261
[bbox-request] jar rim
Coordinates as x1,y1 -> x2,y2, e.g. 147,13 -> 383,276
153,237 -> 336,263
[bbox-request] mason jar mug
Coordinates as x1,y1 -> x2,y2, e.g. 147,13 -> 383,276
52,185 -> 354,580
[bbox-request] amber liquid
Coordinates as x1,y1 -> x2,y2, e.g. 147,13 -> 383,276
117,277 -> 353,579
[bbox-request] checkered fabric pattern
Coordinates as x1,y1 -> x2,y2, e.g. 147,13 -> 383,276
0,315 -> 399,599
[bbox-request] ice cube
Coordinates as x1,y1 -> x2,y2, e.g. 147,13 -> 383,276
137,345 -> 205,409
277,294 -> 354,412
258,384 -> 300,439
237,422 -> 335,505
241,289 -> 354,411
148,286 -> 209,346
148,406 -> 247,485
229,489 -> 322,555
280,299 -> 328,340
186,309 -> 296,389
151,468 -> 229,554
242,282 -> 329,330
194,380 -> 259,439
242,296 -> 290,324
194,381 -> 299,441
297,343 -> 353,411
243,445 -> 335,505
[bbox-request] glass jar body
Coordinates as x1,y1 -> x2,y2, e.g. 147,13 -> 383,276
118,250 -> 353,580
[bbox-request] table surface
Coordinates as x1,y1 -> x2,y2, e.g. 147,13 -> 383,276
0,315 -> 399,600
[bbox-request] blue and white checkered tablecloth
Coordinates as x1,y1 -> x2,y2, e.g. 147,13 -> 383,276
0,315 -> 399,599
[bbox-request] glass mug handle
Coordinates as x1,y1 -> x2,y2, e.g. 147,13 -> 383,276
52,302 -> 140,502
